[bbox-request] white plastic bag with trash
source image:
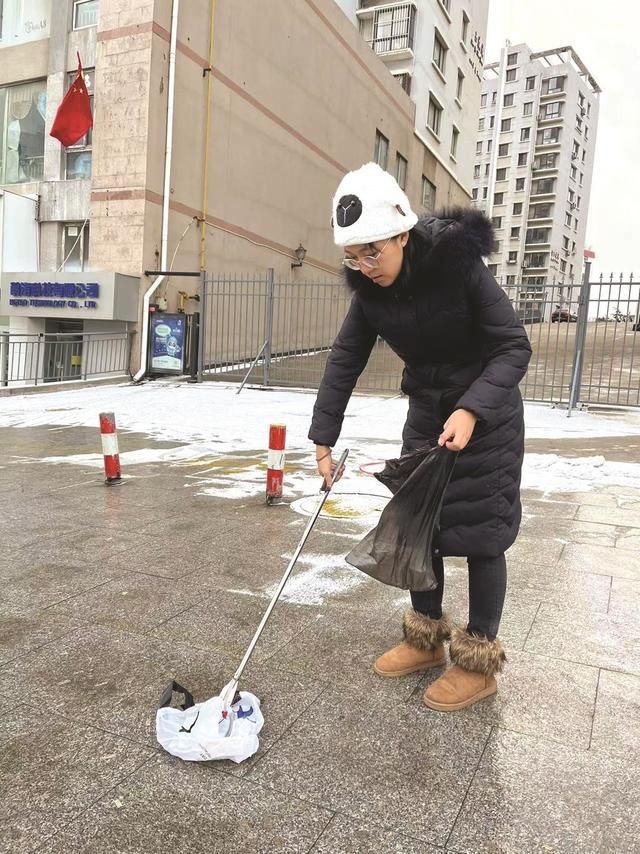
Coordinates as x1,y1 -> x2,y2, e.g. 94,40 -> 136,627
156,681 -> 264,764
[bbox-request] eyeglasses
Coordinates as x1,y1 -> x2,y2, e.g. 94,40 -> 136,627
342,238 -> 391,271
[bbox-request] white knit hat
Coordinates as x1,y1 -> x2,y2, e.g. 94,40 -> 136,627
331,162 -> 418,247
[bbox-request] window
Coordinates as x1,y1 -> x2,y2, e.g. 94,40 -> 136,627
530,203 -> 552,218
565,212 -> 573,226
520,127 -> 530,142
73,0 -> 99,29
498,143 -> 509,156
457,69 -> 464,102
543,75 -> 566,94
494,192 -> 504,205
533,177 -> 555,194
395,153 -> 407,190
427,95 -> 442,136
511,227 -> 520,239
560,259 -> 567,273
450,126 -> 459,159
506,275 -> 516,284
580,172 -> 584,186
516,177 -> 525,191
65,68 -> 95,179
492,91 -> 497,105
485,164 -> 489,176
491,217 -> 502,229
577,195 -> 581,209
462,11 -> 470,44
568,189 -> 575,204
582,149 -> 586,162
489,115 -> 495,128
361,4 -> 416,54
518,152 -> 528,166
526,76 -> 536,91
480,92 -> 487,108
433,30 -> 448,75
507,52 -> 518,66
474,164 -> 481,179
472,187 -> 478,200
584,126 -> 589,142
543,102 -> 563,120
572,241 -> 576,253
569,264 -> 574,279
0,0 -> 50,43
479,117 -> 485,131
422,176 -> 436,212
570,165 -> 577,180
508,251 -> 518,262
525,252 -> 548,268
535,153 -> 558,170
506,68 -> 517,82
573,141 -> 580,158
439,0 -> 451,12
393,73 -> 412,95
0,79 -> 47,183
482,187 -> 488,199
574,216 -> 579,228
487,139 -> 493,153
62,222 -> 90,271
523,101 -> 533,117
563,236 -> 570,250
501,118 -> 512,132
496,167 -> 507,181
374,130 -> 389,169
513,202 -> 523,215
503,93 -> 514,107
526,228 -> 551,244
476,141 -> 482,156
537,127 -> 561,145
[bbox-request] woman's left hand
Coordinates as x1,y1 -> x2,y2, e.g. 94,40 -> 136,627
438,409 -> 478,452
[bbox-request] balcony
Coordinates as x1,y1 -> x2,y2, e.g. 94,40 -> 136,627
358,2 -> 417,60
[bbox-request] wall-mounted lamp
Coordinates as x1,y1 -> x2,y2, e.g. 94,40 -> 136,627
291,243 -> 307,268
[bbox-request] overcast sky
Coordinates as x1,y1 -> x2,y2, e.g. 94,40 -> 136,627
485,0 -> 637,278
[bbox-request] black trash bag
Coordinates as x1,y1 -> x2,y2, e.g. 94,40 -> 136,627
345,444 -> 457,591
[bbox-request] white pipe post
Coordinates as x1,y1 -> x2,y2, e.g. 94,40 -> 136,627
133,0 -> 180,382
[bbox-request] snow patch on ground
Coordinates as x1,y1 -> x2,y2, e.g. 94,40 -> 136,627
523,454 -> 640,495
266,551 -> 368,606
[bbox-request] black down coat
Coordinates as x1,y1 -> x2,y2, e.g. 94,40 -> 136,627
309,208 -> 532,558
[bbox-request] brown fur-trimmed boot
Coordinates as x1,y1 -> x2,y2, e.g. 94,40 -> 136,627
423,627 -> 506,711
374,610 -> 451,678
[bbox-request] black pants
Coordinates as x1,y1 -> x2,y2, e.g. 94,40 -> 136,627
410,554 -> 507,641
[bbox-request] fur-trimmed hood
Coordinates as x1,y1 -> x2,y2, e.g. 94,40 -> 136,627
344,206 -> 496,298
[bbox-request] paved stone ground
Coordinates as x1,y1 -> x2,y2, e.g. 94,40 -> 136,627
1,421 -> 640,853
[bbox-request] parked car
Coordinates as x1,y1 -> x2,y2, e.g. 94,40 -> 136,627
551,308 -> 578,323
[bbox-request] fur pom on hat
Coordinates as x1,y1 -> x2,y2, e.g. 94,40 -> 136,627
332,162 -> 418,247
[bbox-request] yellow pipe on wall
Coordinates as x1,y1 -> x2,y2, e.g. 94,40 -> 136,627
200,0 -> 217,271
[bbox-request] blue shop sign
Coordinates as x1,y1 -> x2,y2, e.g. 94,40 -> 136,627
9,280 -> 100,310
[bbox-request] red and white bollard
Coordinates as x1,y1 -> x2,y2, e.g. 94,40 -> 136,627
266,423 -> 286,504
99,412 -> 122,484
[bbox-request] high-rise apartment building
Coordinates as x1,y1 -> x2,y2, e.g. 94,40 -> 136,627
335,0 -> 490,203
472,44 -> 600,288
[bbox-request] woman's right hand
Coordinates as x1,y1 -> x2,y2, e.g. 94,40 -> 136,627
315,446 -> 344,490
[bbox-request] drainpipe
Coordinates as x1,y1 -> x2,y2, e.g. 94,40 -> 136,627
200,0 -> 217,271
133,0 -> 180,382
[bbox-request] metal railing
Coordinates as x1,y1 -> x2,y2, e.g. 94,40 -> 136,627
200,269 -> 640,409
0,330 -> 133,388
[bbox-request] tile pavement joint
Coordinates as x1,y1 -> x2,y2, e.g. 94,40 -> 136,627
587,667 -> 602,750
32,752 -> 157,852
443,724 -> 494,849
303,811 -> 339,853
521,601 -> 543,650
606,575 -> 613,613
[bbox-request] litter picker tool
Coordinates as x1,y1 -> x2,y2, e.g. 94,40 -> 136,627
218,448 -> 349,707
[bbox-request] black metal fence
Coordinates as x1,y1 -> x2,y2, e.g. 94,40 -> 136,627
200,269 -> 640,409
0,331 -> 133,388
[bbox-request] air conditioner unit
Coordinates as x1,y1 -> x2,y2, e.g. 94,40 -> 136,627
571,152 -> 578,160
569,202 -> 577,210
507,259 -> 517,264
580,106 -> 586,116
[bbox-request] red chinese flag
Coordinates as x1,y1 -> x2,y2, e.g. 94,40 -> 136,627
50,56 -> 93,147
